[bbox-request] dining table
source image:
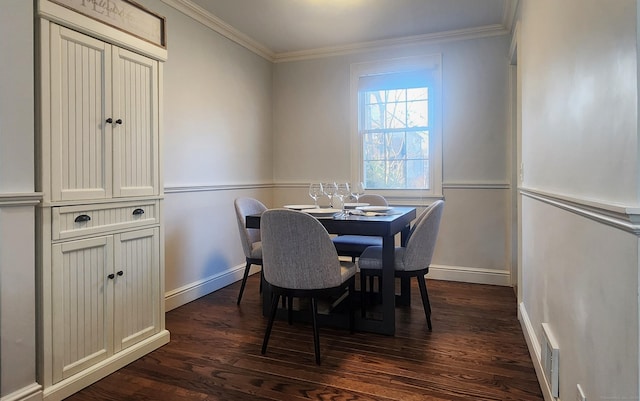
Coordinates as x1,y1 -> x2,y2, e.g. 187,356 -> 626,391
246,206 -> 417,336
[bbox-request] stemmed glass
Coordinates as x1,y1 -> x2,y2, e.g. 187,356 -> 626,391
336,182 -> 351,218
351,181 -> 365,204
308,183 -> 323,208
322,182 -> 337,208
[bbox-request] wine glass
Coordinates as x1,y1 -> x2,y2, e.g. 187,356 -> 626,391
351,181 -> 365,204
308,183 -> 323,208
322,182 -> 337,208
336,182 -> 351,218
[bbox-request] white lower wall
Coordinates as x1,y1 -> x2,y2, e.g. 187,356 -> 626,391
520,193 -> 639,401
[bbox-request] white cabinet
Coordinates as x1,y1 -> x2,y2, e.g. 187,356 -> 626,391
37,13 -> 168,401
48,24 -> 159,202
51,228 -> 160,383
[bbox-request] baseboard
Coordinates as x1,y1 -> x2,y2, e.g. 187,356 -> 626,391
1,383 -> 43,401
519,302 -> 554,401
164,264 -> 261,311
43,331 -> 170,401
428,264 -> 511,286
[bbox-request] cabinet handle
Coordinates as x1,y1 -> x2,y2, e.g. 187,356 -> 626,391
106,118 -> 113,124
117,270 -> 124,276
107,273 -> 115,280
115,119 -> 123,125
132,208 -> 145,216
74,214 -> 91,223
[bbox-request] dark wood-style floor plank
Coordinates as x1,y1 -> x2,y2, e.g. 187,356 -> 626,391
65,276 -> 543,400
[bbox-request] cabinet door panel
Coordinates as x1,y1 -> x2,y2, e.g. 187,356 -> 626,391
50,25 -> 112,201
52,236 -> 114,382
113,228 -> 160,352
112,47 -> 159,197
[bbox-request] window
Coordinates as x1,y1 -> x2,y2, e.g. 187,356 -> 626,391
350,56 -> 442,200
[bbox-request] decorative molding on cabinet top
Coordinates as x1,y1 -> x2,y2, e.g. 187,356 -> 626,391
38,0 -> 167,61
0,192 -> 43,207
161,0 -> 508,63
520,187 -> 640,235
164,183 -> 274,194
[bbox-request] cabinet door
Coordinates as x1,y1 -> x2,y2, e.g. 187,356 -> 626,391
112,47 -> 159,198
51,236 -> 114,383
113,228 -> 160,352
50,25 -> 113,201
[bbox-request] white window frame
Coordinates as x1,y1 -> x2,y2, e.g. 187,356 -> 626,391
350,55 -> 443,204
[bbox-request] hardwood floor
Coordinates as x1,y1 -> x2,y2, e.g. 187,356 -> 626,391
66,275 -> 543,400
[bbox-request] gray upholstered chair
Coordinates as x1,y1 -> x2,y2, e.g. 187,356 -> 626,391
358,200 -> 444,330
260,209 -> 356,365
332,194 -> 389,260
234,197 -> 267,305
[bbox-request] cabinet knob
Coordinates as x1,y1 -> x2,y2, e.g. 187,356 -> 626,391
132,208 -> 145,216
108,273 -> 115,280
106,118 -> 113,124
74,214 -> 91,223
117,270 -> 124,276
115,119 -> 123,125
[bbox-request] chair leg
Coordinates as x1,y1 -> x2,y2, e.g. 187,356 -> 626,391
287,296 -> 294,325
360,272 -> 367,317
259,269 -> 263,293
416,275 -> 432,331
261,292 -> 281,355
348,281 -> 355,333
237,261 -> 252,305
310,297 -> 321,365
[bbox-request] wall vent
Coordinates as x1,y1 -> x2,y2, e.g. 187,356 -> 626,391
541,323 -> 559,398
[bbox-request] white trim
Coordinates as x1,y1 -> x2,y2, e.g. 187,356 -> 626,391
164,183 -> 273,194
502,0 -> 519,33
0,193 -> 43,207
159,0 -> 274,60
0,383 -> 43,401
165,264 -> 261,311
520,187 -> 640,235
428,264 -> 511,286
443,182 -> 510,190
519,302 -> 555,401
274,25 -> 508,63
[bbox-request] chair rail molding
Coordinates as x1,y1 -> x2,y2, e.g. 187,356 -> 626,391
164,183 -> 274,194
520,187 -> 640,235
0,192 -> 43,207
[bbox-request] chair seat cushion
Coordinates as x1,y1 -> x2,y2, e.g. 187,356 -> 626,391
250,241 -> 262,259
332,235 -> 383,255
340,261 -> 357,281
357,246 -> 408,271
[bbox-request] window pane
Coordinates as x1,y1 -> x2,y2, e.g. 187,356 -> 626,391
363,132 -> 386,160
407,159 -> 430,189
386,132 -> 405,160
364,160 -> 386,188
386,89 -> 406,103
365,103 -> 383,130
407,87 -> 428,101
386,160 -> 406,188
407,100 -> 428,127
406,131 -> 429,159
385,102 -> 407,129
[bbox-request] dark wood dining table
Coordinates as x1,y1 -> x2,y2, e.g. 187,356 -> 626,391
246,206 -> 417,336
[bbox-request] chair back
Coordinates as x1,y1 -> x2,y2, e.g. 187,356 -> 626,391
402,200 -> 444,271
261,209 -> 343,290
234,197 -> 267,259
359,194 -> 388,206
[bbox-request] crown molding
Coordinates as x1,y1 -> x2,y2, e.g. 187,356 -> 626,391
502,0 -> 520,33
273,24 -> 509,63
162,0 -> 510,63
160,0 -> 275,61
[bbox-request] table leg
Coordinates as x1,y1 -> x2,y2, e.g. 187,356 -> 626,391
397,224 -> 412,306
380,235 -> 396,335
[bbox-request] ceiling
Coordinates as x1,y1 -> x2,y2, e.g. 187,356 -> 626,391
185,0 -> 512,56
